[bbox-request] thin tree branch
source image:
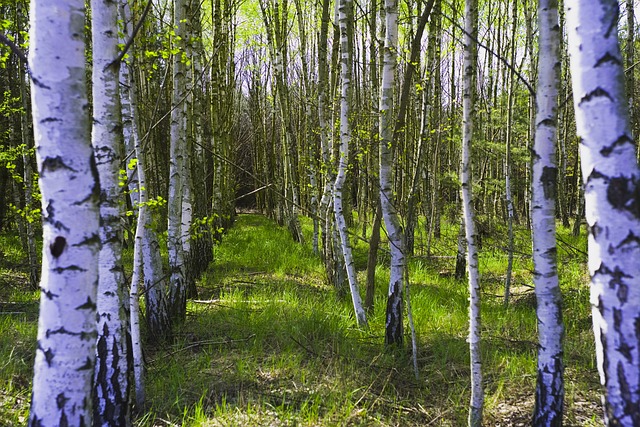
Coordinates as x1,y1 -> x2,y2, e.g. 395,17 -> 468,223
105,0 -> 154,71
0,32 -> 28,65
440,5 -> 536,97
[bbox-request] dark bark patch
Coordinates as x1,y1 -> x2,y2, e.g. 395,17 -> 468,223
50,236 -> 66,258
385,282 -> 404,346
37,343 -> 54,367
56,393 -> 69,410
607,176 -> 640,218
617,231 -> 640,250
75,297 -> 96,311
59,410 -> 68,427
600,134 -> 635,157
41,156 -> 75,175
76,232 -> 100,248
42,288 -> 59,300
540,166 -> 557,200
586,169 -> 607,185
40,117 -> 62,123
52,265 -> 85,274
594,51 -> 622,68
537,117 -> 556,128
29,414 -> 44,427
77,356 -> 93,371
617,283 -> 629,304
579,87 -> 613,106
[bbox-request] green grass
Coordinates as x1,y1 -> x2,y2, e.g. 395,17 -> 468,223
0,213 -> 600,426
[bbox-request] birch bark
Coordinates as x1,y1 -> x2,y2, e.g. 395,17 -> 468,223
168,0 -> 188,323
566,1 -> 640,424
334,0 -> 367,327
379,0 -> 406,346
28,1 -> 100,424
461,0 -> 483,424
91,0 -> 130,424
532,0 -> 564,424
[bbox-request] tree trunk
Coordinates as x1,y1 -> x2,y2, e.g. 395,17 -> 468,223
28,1 -> 100,424
334,0 -> 367,327
566,1 -> 640,424
91,0 -> 131,424
532,0 -> 564,424
461,0 -> 483,424
167,0 -> 188,323
380,0 -> 406,346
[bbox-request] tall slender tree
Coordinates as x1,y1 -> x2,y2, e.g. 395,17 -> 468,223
167,0 -> 188,323
91,0 -> 131,424
461,0 -> 483,424
335,0 -> 367,327
27,0 -> 100,424
532,0 -> 564,424
566,1 -> 640,425
379,0 -> 406,346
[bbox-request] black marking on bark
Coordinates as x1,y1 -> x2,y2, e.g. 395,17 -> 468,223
617,231 -> 640,249
37,341 -> 54,366
56,393 -> 69,410
89,153 -> 101,200
614,307 -> 623,330
607,176 -> 640,218
40,117 -> 62,123
617,283 -> 629,304
601,135 -> 634,157
75,297 -> 96,310
604,4 -> 619,38
540,166 -> 557,200
579,87 -> 613,105
50,236 -> 66,258
46,327 -> 73,338
591,222 -> 603,239
385,282 -> 404,346
76,232 -> 101,248
59,410 -> 69,427
42,156 -> 75,174
29,414 -> 44,427
594,52 -> 622,68
41,288 -> 59,300
77,356 -> 93,371
30,76 -> 50,89
52,265 -> 86,274
586,169 -> 607,185
537,118 -> 556,128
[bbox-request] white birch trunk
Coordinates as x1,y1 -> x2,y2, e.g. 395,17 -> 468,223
91,0 -> 130,424
379,0 -> 406,346
28,1 -> 100,425
119,0 -> 168,385
532,0 -> 564,424
168,0 -> 188,322
565,1 -> 640,424
335,0 -> 367,327
461,0 -> 483,424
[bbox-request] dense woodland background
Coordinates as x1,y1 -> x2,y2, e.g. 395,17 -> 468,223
1,0 -> 640,425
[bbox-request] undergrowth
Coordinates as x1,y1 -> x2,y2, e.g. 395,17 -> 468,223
0,213 -> 600,426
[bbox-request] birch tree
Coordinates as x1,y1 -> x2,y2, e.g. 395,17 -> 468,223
167,0 -> 188,323
119,2 -> 169,399
566,1 -> 640,424
532,0 -> 564,424
27,0 -> 100,424
91,0 -> 131,424
335,0 -> 367,327
379,0 -> 406,346
461,0 -> 483,423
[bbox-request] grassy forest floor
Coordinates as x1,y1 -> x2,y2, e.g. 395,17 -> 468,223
1,213 -> 602,426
